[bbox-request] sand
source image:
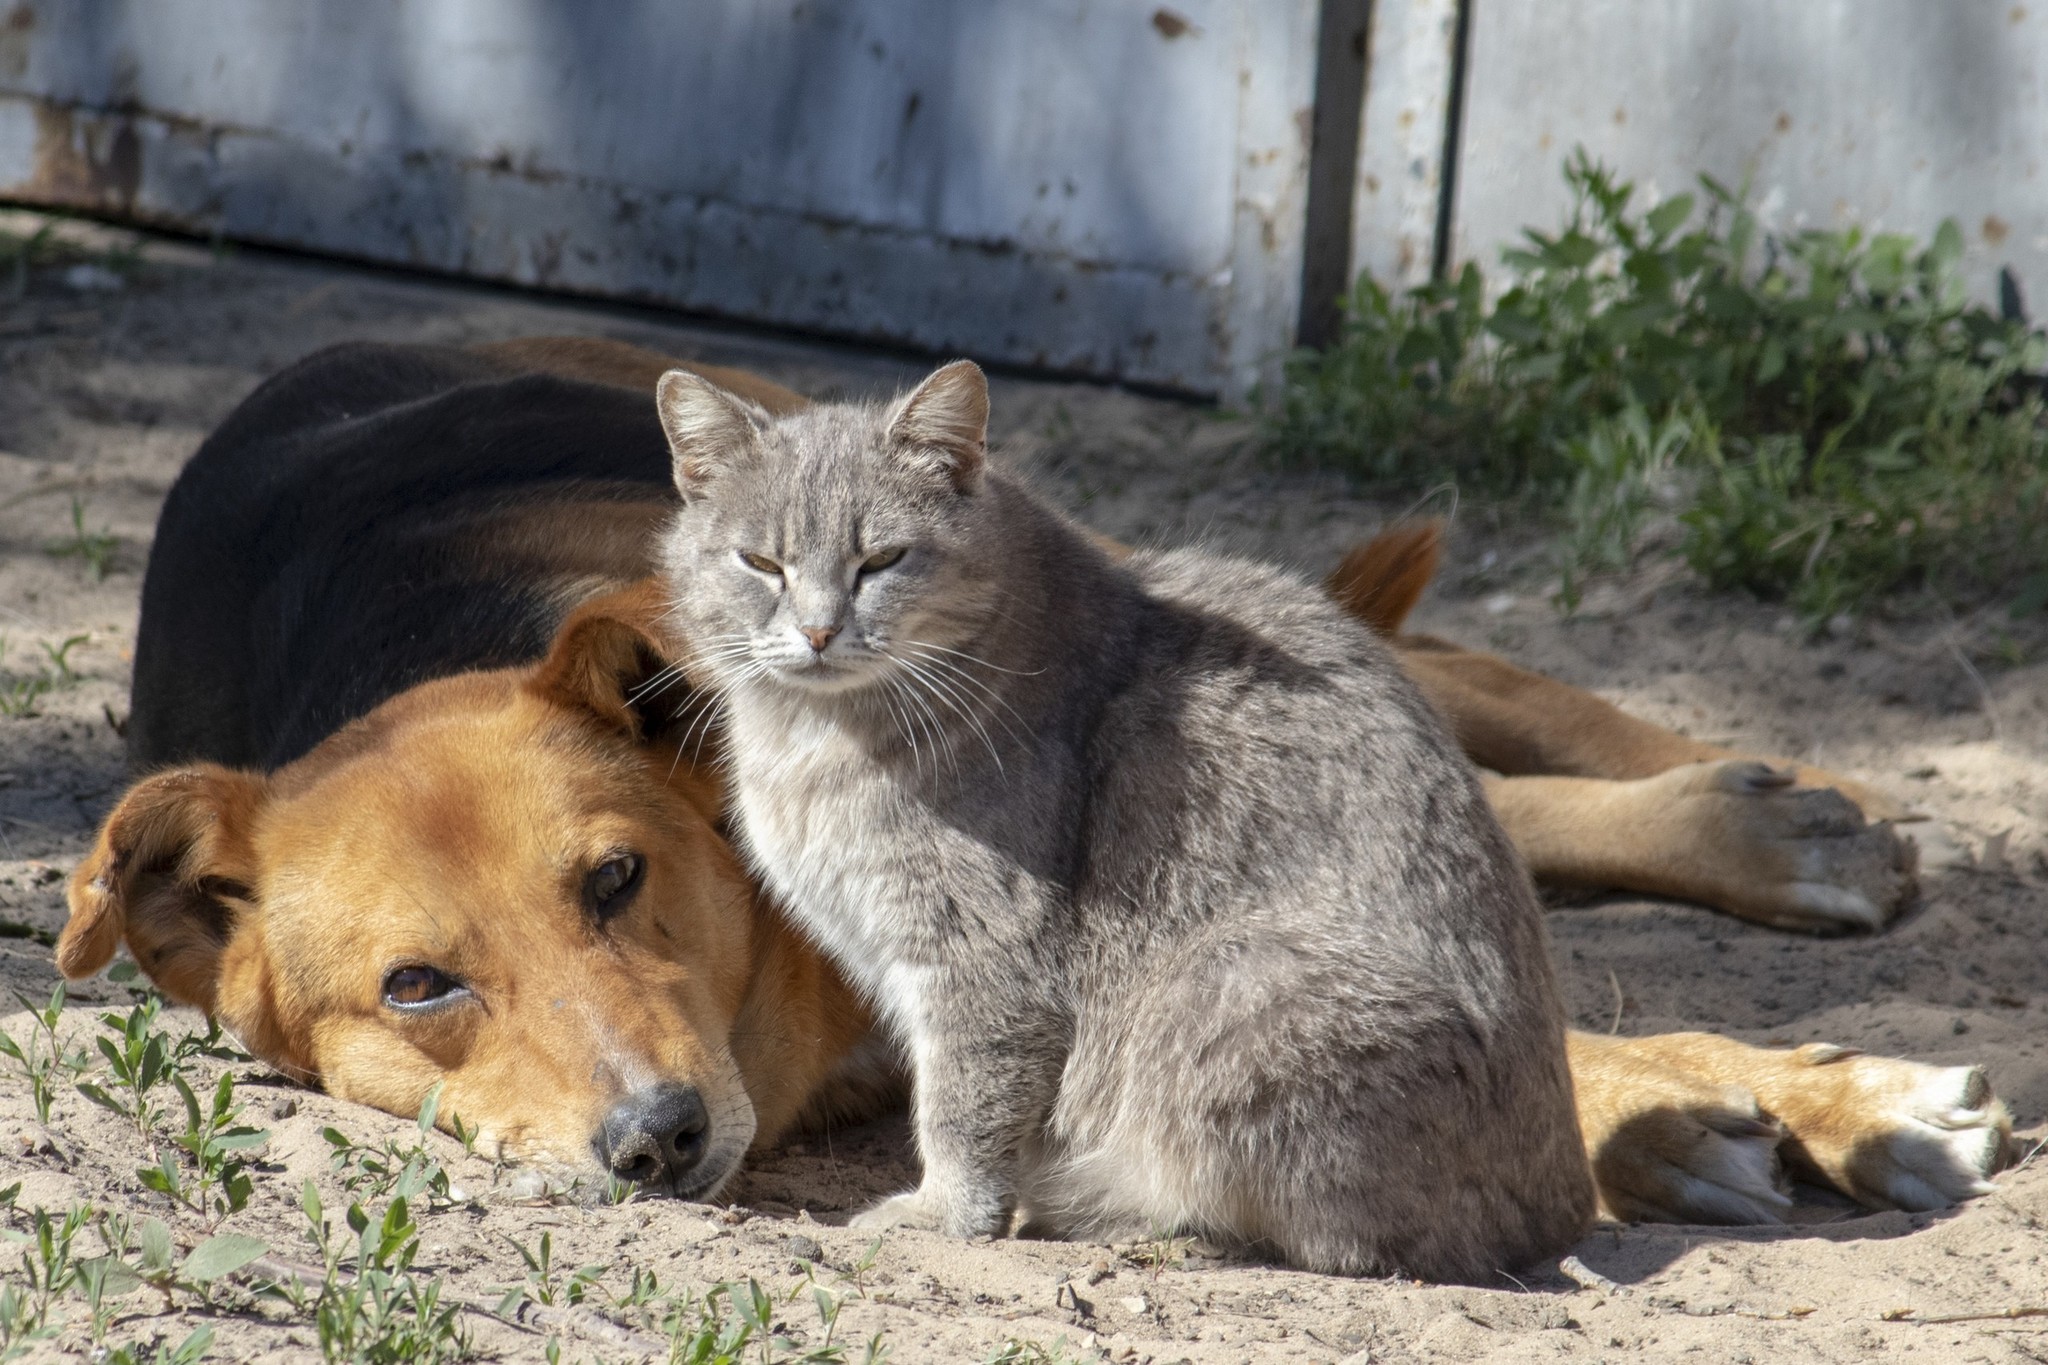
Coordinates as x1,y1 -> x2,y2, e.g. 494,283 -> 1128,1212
1,213 -> 2046,1363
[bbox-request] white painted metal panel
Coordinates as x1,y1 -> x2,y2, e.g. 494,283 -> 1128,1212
1349,0 -> 1460,290
1452,1 -> 2048,309
0,0 -> 1319,396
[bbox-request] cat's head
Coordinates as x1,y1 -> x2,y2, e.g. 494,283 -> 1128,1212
654,360 -> 1004,697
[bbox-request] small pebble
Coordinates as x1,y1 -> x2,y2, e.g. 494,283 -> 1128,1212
784,1233 -> 823,1264
506,1168 -> 550,1200
269,1096 -> 299,1120
62,263 -> 127,292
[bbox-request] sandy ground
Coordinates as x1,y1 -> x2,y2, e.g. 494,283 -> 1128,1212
2,215 -> 2047,1363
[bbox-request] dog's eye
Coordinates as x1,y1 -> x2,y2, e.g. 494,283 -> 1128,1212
738,550 -> 782,575
859,547 -> 906,574
382,965 -> 465,1010
585,852 -> 645,918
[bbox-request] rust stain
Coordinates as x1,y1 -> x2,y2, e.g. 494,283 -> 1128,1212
0,3 -> 32,81
1151,7 -> 1195,39
1775,111 -> 1793,134
1984,214 -> 2010,246
23,101 -> 142,211
2014,5 -> 2029,23
1612,106 -> 1627,127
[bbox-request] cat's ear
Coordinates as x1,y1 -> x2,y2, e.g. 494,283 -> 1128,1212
887,360 -> 987,493
656,370 -> 765,501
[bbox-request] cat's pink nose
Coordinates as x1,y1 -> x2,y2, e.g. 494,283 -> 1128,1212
800,625 -> 840,653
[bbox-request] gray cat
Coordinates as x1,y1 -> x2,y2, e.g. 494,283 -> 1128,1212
653,360 -> 1592,1281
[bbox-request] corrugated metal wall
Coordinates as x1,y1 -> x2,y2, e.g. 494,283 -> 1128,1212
2,2 -> 2043,395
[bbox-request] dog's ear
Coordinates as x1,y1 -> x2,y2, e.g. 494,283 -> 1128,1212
528,578 -> 692,742
656,369 -> 767,502
887,359 -> 987,493
61,766 -> 268,1011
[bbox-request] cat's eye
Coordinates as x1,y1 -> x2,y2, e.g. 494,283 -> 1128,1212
738,550 -> 783,575
381,964 -> 468,1012
584,852 -> 645,919
860,547 -> 906,574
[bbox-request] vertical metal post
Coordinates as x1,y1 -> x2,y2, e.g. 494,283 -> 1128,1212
1296,0 -> 1374,348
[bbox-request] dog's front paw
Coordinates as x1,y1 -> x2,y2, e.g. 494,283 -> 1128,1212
1779,1047 -> 2012,1211
1649,761 -> 1915,932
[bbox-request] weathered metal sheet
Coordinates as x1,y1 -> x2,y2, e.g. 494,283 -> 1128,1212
1348,0 -> 1461,291
1452,1 -> 2048,309
0,0 -> 1319,397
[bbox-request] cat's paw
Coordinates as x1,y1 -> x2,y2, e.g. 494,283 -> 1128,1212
1779,1047 -> 2011,1211
1645,761 -> 1915,932
849,1184 -> 1009,1237
848,1189 -> 945,1232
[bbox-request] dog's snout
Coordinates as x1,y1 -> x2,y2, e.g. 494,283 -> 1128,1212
596,1082 -> 710,1186
800,624 -> 839,653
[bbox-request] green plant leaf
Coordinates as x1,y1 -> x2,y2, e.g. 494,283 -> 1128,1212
2011,571 -> 2048,619
1645,193 -> 1694,240
138,1217 -> 174,1273
182,1232 -> 269,1282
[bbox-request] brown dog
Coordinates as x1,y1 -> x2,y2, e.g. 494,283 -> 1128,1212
58,337 -> 2007,1232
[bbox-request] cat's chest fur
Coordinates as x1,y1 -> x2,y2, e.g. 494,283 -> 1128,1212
725,699 -> 942,1001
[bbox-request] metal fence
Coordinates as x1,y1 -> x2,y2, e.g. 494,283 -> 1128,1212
2,2 -> 2040,397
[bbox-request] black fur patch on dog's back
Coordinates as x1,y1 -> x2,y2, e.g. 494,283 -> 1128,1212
130,342 -> 678,772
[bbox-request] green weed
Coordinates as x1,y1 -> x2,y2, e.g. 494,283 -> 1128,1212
98,1324 -> 215,1365
0,632 -> 91,719
136,1071 -> 269,1223
320,1086 -> 460,1207
295,1184 -> 472,1364
48,496 -> 118,581
0,982 -> 89,1125
1270,150 -> 2048,620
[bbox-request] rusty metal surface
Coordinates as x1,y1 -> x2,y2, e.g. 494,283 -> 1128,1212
1348,0 -> 1461,291
1452,1 -> 2048,309
0,0 -> 1318,397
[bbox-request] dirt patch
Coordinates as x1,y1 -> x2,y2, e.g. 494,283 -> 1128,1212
1,213 -> 2046,1362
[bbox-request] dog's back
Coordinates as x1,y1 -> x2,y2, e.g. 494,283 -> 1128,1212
129,342 -> 682,771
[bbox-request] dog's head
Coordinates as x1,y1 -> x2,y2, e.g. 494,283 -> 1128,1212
59,582 -> 833,1200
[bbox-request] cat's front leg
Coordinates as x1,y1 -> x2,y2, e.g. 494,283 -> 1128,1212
851,981 -> 1063,1238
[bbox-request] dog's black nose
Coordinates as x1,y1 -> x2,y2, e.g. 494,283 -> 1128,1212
595,1082 -> 709,1186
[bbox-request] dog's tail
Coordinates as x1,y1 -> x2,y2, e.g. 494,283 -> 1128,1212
1324,519 -> 1444,637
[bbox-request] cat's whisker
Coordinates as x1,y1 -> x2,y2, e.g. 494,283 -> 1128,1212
899,637 -> 1045,677
891,654 -> 1003,775
888,664 -> 959,778
895,645 -> 1032,745
877,676 -> 930,781
896,651 -> 1014,757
